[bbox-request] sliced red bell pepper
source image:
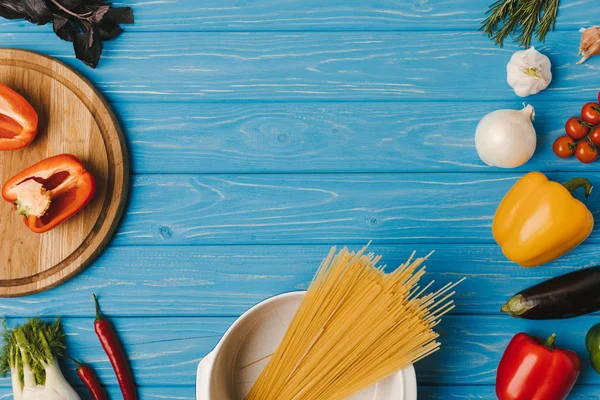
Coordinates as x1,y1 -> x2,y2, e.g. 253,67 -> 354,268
2,154 -> 96,233
496,332 -> 580,400
0,82 -> 38,150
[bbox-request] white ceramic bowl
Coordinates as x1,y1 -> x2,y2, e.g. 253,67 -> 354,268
195,291 -> 418,400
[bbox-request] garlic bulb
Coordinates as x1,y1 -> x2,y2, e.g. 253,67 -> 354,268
506,48 -> 552,97
475,105 -> 536,168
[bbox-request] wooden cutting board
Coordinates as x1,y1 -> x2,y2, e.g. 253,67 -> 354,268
0,49 -> 128,297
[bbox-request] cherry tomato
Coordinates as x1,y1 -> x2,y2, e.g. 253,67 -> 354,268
590,126 -> 600,147
565,117 -> 590,140
598,91 -> 600,104
575,139 -> 598,164
553,136 -> 575,158
581,102 -> 600,125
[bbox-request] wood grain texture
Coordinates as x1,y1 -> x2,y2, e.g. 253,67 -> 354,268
417,315 -> 600,385
0,243 -> 597,318
106,172 -> 600,246
0,316 -> 597,388
0,49 -> 128,296
0,0 -> 594,32
0,0 -> 597,397
120,101 -> 594,174
418,385 -> 600,399
0,386 -> 196,399
0,32 -> 594,102
0,385 -> 598,400
0,385 -> 598,399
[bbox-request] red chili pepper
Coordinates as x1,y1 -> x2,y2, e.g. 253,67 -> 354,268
0,82 -> 38,151
71,357 -> 107,400
2,154 -> 96,233
496,332 -> 580,400
93,294 -> 138,400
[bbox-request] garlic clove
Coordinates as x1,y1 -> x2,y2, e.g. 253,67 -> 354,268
578,40 -> 600,65
578,27 -> 600,64
580,27 -> 600,54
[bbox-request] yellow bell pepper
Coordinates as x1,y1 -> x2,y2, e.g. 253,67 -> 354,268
493,172 -> 594,267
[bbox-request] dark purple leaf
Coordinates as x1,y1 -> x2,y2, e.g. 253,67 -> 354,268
52,13 -> 75,42
59,0 -> 84,8
0,2 -> 27,19
98,21 -> 122,41
0,0 -> 133,68
21,0 -> 52,25
104,7 -> 133,24
74,28 -> 102,68
89,4 -> 108,23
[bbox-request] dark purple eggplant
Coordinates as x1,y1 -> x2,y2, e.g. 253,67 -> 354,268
501,266 -> 600,319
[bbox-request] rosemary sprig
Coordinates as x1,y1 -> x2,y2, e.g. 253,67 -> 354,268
480,0 -> 560,48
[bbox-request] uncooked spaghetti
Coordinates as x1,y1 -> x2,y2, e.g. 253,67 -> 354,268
245,245 -> 462,400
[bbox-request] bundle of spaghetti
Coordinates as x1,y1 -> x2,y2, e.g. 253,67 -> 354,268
245,245 -> 462,400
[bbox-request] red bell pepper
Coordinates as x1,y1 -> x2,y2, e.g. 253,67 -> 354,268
0,82 -> 38,150
496,332 -> 580,400
2,154 -> 96,233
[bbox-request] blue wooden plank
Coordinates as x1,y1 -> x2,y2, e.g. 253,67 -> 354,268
1,384 -> 599,400
0,386 -> 195,399
0,316 -> 597,387
109,172 -> 600,245
0,243 -> 597,318
0,1 -> 594,399
120,101 -> 600,174
0,32 -> 594,102
417,315 -> 600,386
0,0 -> 593,32
0,317 -> 231,388
0,384 -> 597,400
419,385 -> 600,399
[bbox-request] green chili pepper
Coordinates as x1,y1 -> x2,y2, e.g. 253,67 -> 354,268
586,323 -> 600,373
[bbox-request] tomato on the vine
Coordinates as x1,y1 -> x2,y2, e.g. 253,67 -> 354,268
553,136 -> 575,158
581,102 -> 600,125
590,126 -> 600,147
575,139 -> 598,164
565,117 -> 590,140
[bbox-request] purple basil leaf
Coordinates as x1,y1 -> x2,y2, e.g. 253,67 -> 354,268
89,4 -> 109,23
59,0 -> 85,8
0,0 -> 134,68
98,21 -> 122,41
74,28 -> 102,68
52,13 -> 75,42
104,7 -> 133,24
21,0 -> 52,25
0,2 -> 27,19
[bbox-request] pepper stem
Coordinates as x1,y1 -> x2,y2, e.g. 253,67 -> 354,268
545,333 -> 556,350
563,177 -> 593,197
69,356 -> 84,371
92,293 -> 103,321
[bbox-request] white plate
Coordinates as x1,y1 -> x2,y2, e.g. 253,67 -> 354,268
196,291 -> 418,400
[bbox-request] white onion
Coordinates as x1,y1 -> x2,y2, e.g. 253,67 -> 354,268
475,105 -> 536,168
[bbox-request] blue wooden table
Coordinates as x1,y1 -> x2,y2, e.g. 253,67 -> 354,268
1,0 -> 600,398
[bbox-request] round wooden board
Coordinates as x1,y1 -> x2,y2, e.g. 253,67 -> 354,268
0,49 -> 128,297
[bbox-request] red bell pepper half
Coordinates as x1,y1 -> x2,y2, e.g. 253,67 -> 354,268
2,154 -> 96,233
496,332 -> 580,400
0,82 -> 38,150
